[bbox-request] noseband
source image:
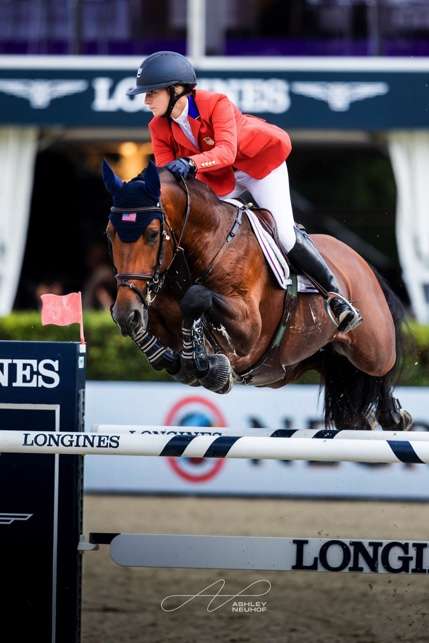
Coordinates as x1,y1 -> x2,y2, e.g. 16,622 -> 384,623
112,177 -> 191,307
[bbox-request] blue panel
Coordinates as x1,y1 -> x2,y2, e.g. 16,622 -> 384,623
0,341 -> 84,643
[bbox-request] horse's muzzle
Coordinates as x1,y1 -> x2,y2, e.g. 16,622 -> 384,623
111,300 -> 148,337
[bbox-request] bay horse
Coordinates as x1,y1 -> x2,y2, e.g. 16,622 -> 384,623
103,159 -> 412,431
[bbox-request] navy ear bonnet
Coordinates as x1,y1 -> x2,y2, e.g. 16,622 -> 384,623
109,207 -> 162,243
102,159 -> 163,243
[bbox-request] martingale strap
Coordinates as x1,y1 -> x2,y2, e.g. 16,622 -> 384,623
195,205 -> 244,285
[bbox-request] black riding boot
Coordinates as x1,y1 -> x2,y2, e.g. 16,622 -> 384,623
287,229 -> 362,333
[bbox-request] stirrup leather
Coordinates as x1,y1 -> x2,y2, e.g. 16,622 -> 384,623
325,292 -> 363,333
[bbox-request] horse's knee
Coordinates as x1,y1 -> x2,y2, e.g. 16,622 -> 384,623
180,285 -> 214,322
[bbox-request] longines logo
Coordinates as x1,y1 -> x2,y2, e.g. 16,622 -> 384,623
0,76 -> 390,114
92,77 -> 148,112
22,431 -> 120,449
0,513 -> 33,526
198,78 -> 290,113
293,538 -> 429,574
138,428 -> 223,437
0,358 -> 60,389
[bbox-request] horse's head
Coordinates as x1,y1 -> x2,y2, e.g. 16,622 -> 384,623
103,159 -> 164,336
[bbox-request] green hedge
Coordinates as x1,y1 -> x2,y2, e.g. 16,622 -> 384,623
0,311 -> 428,385
0,311 -> 170,382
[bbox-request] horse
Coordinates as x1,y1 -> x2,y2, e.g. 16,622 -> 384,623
103,159 -> 412,431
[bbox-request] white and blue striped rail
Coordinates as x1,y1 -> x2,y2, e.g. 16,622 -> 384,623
2,428 -> 429,463
95,424 -> 429,441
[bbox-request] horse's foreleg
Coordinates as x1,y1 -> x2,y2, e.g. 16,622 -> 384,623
130,326 -> 199,386
180,285 -> 233,394
131,325 -> 179,372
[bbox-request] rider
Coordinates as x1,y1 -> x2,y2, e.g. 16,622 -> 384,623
127,51 -> 362,333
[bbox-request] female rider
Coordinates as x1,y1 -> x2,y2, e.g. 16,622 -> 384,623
127,51 -> 361,333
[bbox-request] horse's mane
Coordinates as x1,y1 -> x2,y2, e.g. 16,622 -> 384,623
158,167 -> 223,209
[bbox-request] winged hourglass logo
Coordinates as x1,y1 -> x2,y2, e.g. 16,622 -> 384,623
0,513 -> 33,526
0,79 -> 88,108
291,81 -> 389,111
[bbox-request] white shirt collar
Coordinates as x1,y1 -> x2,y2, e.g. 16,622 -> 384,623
172,99 -> 189,124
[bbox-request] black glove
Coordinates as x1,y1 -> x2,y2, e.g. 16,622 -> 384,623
165,157 -> 196,179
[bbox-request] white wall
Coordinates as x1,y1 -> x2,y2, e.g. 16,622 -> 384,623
84,382 -> 429,499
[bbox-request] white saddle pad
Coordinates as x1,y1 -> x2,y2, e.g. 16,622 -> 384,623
222,198 -> 318,293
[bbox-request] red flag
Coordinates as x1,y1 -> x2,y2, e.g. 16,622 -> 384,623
40,292 -> 85,344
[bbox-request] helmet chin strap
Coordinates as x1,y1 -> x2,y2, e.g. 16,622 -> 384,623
164,86 -> 189,118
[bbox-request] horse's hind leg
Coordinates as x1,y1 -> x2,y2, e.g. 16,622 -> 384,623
376,395 -> 413,431
180,284 -> 233,394
339,338 -> 412,431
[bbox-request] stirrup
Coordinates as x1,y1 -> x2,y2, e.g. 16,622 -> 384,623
325,292 -> 363,333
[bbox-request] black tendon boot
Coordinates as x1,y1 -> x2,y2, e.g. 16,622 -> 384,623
287,229 -> 363,333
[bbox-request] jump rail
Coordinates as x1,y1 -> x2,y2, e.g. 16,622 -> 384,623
85,532 -> 429,574
2,429 -> 429,463
96,424 -> 429,440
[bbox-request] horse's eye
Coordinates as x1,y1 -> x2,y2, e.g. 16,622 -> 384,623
146,229 -> 159,244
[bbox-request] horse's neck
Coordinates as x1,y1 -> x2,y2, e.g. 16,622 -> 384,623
167,184 -> 234,268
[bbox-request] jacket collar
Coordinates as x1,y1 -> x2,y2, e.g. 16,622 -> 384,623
170,94 -> 201,153
188,94 -> 200,119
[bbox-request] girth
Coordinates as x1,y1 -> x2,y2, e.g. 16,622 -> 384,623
238,274 -> 299,387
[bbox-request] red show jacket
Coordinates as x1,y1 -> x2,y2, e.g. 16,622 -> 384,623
149,89 -> 292,196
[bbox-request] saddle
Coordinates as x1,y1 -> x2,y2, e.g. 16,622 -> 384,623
234,194 -> 305,265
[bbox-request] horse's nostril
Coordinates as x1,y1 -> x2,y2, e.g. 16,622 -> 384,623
112,304 -> 145,336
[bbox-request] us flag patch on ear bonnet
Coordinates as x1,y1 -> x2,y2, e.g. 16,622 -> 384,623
109,208 -> 162,242
121,212 -> 137,222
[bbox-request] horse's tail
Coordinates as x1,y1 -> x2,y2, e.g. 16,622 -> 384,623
321,270 -> 408,429
374,269 -> 408,382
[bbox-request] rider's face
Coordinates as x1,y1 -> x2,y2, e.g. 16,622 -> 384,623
144,88 -> 169,116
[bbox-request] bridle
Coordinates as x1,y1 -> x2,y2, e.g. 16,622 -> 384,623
111,175 -> 244,308
112,176 -> 192,307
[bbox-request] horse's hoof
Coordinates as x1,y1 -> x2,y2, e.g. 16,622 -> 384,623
377,398 -> 413,431
198,353 -> 232,394
365,413 -> 380,431
215,377 -> 233,394
172,363 -> 201,387
399,409 -> 413,431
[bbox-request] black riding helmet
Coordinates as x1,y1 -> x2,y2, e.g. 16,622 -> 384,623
128,51 -> 196,117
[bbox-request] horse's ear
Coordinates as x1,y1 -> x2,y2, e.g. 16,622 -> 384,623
101,159 -> 123,195
144,161 -> 161,199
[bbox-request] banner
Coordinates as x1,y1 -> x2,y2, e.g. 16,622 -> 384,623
0,57 -> 428,129
84,382 -> 429,499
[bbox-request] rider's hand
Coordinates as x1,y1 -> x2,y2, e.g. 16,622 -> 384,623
165,157 -> 196,179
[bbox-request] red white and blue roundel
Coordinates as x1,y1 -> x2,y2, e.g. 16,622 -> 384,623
163,396 -> 227,483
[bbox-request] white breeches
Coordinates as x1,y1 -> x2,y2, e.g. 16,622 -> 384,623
224,162 -> 296,252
